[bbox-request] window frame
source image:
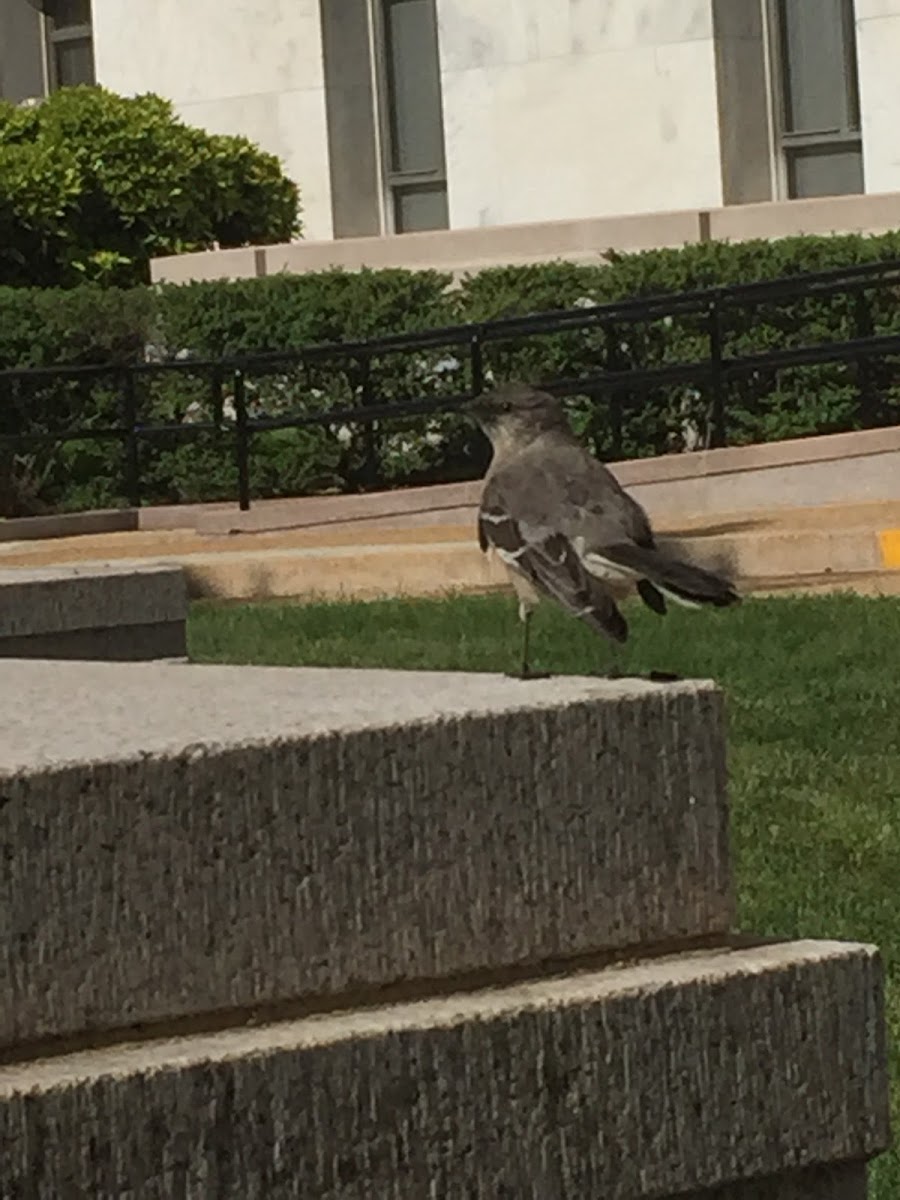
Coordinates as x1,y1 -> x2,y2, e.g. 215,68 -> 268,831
370,0 -> 449,234
44,1 -> 95,91
768,0 -> 863,199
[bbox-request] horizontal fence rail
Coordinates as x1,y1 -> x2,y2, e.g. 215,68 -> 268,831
2,256 -> 900,514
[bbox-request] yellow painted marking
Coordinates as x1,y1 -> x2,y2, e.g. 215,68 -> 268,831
880,529 -> 900,569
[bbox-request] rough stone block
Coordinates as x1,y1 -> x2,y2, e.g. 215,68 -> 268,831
0,942 -> 887,1198
683,1160 -> 866,1198
0,563 -> 187,660
0,661 -> 731,1047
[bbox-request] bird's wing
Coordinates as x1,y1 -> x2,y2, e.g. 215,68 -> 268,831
545,440 -> 738,609
478,463 -> 628,643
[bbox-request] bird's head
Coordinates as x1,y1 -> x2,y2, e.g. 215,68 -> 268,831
463,383 -> 570,449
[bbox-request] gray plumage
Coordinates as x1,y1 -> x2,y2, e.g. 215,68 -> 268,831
467,382 -> 738,673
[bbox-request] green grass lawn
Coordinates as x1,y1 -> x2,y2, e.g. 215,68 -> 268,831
190,591 -> 900,1192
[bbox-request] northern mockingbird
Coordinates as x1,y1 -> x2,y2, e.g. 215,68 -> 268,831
466,382 -> 740,678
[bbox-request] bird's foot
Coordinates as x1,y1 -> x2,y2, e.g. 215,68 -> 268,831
590,667 -> 681,683
648,669 -> 682,683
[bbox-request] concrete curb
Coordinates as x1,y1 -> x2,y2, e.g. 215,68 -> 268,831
4,502 -> 900,603
0,662 -> 729,1048
0,621 -> 889,1192
0,563 -> 188,661
0,941 -> 887,1198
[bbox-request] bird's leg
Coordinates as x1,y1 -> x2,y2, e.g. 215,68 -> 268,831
507,601 -> 550,681
606,642 -> 625,680
520,606 -> 533,677
590,640 -> 625,680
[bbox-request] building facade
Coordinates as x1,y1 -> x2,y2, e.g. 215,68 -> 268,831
1,0 -> 899,245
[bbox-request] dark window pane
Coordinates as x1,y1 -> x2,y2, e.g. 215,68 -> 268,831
787,144 -> 864,197
54,36 -> 95,87
49,0 -> 92,30
780,0 -> 857,133
383,0 -> 445,174
393,183 -> 448,232
0,2 -> 46,103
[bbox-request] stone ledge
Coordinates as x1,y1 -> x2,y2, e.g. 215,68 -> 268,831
0,563 -> 187,642
683,1160 -> 866,1199
0,942 -> 887,1199
0,662 -> 730,1047
0,619 -> 186,661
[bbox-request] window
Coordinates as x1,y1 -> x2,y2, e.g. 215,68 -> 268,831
45,0 -> 95,90
0,2 -> 46,104
772,0 -> 862,198
374,0 -> 448,233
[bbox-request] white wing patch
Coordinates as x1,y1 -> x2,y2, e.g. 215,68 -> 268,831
580,547 -> 701,607
580,550 -> 638,586
653,586 -> 703,610
496,545 -> 529,564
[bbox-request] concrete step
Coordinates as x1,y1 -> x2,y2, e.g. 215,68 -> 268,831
0,941 -> 886,1199
0,661 -> 728,1050
0,563 -> 187,659
1,660 -> 889,1194
2,499 -> 899,602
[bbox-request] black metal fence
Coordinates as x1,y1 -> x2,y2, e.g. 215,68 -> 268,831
2,255 -> 900,514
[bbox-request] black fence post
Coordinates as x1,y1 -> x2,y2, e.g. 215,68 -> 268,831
470,331 -> 484,395
358,353 -> 379,491
853,289 -> 878,426
210,364 -> 224,425
602,323 -> 625,459
121,367 -> 141,508
608,389 -> 624,460
233,368 -> 251,511
707,296 -> 727,447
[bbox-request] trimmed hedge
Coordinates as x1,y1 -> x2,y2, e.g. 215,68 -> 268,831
3,231 -> 900,514
0,87 -> 300,289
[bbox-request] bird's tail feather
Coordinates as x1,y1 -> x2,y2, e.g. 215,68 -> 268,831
577,584 -> 629,643
602,543 -> 740,609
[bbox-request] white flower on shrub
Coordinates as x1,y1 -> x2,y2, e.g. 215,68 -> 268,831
416,352 -> 463,388
573,296 -> 596,310
333,424 -> 354,447
667,387 -> 705,453
181,400 -> 204,424
681,421 -> 703,452
181,394 -> 237,424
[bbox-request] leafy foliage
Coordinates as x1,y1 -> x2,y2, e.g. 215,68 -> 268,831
3,232 -> 900,513
0,87 -> 300,288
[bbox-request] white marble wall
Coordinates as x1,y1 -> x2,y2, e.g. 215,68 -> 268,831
855,0 -> 900,195
91,0 -> 332,240
87,0 -> 900,250
435,0 -> 725,229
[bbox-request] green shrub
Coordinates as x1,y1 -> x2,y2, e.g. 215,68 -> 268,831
0,87 -> 300,289
2,232 -> 900,514
457,233 -> 900,455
